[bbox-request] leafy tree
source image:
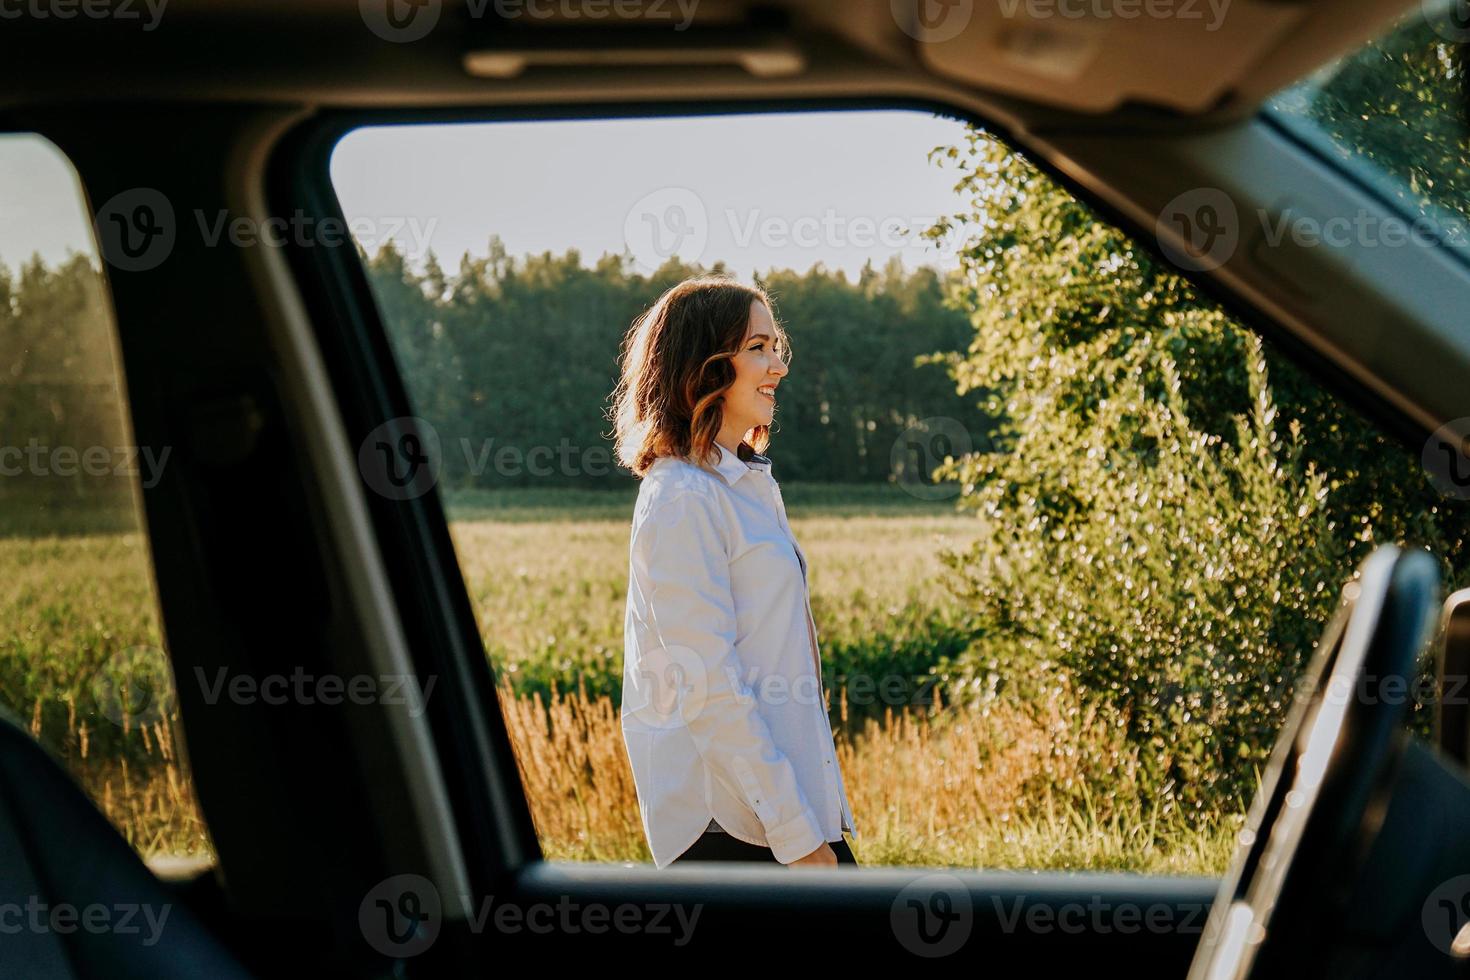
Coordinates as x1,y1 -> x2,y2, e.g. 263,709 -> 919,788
925,122 -> 1470,816
362,240 -> 991,491
0,251 -> 131,528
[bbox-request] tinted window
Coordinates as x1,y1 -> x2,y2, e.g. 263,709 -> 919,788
0,134 -> 214,868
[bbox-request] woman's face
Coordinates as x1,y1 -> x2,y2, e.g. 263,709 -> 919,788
721,299 -> 788,441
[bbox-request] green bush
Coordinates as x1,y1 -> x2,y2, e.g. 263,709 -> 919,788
937,327 -> 1344,815
925,128 -> 1470,817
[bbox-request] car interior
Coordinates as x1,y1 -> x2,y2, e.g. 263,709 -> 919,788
4,0 -> 1470,974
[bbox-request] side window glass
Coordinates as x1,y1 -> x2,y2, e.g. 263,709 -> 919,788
0,134 -> 214,868
1266,7 -> 1470,250
332,111 -> 1465,875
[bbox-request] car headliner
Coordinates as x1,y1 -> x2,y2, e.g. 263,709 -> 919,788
0,0 -> 1417,117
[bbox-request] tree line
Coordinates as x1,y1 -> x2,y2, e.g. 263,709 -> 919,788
364,239 -> 994,491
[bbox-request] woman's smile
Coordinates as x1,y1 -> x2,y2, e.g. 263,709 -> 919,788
718,298 -> 789,448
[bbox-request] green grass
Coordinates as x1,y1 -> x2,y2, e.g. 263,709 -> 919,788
0,483 -> 1241,874
445,484 -> 979,715
442,480 -> 963,523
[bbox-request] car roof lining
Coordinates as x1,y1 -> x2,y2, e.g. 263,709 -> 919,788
0,0 -> 1420,117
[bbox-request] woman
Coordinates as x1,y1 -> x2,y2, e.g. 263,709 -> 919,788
609,275 -> 859,869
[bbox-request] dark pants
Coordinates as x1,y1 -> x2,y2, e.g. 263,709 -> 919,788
671,832 -> 858,865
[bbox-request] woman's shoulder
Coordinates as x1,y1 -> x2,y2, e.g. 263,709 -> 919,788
642,452 -> 723,493
634,455 -> 727,525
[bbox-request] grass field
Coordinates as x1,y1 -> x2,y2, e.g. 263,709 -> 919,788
0,484 -> 1241,874
501,677 -> 1239,872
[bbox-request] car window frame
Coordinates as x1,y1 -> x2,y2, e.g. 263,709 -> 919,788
263,94 -> 1452,961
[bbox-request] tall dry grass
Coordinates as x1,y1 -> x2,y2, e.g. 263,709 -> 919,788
496,673 -> 1239,874
53,668 -> 1239,873
31,696 -> 214,860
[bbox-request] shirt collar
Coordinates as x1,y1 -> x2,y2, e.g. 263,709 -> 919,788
709,440 -> 771,486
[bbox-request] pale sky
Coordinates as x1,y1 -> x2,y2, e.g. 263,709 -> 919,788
0,110 -> 980,279
329,109 -> 977,279
0,135 -> 96,271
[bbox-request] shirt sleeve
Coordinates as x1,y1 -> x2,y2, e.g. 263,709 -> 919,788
627,487 -> 826,865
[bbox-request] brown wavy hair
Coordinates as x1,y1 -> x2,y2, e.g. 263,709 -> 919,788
608,275 -> 789,479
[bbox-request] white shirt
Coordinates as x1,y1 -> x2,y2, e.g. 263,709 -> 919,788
620,440 -> 858,868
